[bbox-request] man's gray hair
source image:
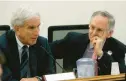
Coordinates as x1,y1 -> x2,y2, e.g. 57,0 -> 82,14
11,5 -> 40,28
91,11 -> 115,31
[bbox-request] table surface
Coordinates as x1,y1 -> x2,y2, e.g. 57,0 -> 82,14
62,73 -> 125,81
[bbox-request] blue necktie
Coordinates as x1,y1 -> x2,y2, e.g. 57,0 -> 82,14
20,45 -> 29,78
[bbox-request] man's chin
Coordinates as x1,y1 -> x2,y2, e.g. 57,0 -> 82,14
29,41 -> 37,46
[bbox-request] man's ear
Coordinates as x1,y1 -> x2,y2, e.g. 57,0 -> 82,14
107,30 -> 113,38
14,26 -> 20,32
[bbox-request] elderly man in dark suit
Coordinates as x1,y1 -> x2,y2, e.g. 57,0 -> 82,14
51,11 -> 126,75
0,6 -> 55,81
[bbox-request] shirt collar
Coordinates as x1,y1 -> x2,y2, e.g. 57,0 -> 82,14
16,35 -> 24,50
15,35 -> 29,50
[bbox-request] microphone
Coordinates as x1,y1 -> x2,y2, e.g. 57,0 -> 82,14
40,46 -> 67,72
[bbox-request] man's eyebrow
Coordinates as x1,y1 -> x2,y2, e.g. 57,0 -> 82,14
28,24 -> 40,27
28,25 -> 34,27
90,24 -> 95,28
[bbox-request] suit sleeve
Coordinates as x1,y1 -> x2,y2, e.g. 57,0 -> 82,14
98,48 -> 125,75
50,32 -> 82,59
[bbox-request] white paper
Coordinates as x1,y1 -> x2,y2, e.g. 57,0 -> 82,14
44,72 -> 76,81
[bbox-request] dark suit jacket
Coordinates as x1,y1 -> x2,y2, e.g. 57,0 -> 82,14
51,32 -> 126,75
0,30 -> 55,81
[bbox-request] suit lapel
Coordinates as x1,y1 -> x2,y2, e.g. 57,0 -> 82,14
102,38 -> 113,55
6,30 -> 20,79
29,46 -> 37,76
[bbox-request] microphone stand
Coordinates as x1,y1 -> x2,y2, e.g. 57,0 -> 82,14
40,46 -> 67,72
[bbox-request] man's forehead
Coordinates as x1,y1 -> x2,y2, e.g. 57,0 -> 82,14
24,17 -> 40,26
91,15 -> 108,23
90,16 -> 109,29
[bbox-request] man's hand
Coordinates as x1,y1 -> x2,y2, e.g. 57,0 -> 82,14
92,36 -> 104,57
20,77 -> 38,81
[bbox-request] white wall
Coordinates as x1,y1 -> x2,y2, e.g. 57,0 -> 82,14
0,1 -> 126,44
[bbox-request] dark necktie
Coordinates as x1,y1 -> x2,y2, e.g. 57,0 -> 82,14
20,45 -> 29,78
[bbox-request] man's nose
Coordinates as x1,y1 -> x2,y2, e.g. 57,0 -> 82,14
34,28 -> 40,36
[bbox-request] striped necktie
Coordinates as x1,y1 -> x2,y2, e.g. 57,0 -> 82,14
20,45 -> 29,78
